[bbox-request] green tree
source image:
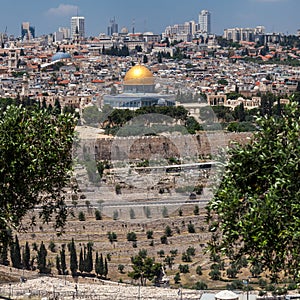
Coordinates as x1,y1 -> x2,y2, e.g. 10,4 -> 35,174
85,242 -> 93,273
78,211 -> 86,221
48,241 -> 56,252
207,102 -> 300,281
95,252 -> 104,278
107,232 -> 117,243
82,106 -> 102,126
22,241 -> 30,270
143,55 -> 148,64
187,223 -> 195,233
0,105 -> 77,246
79,248 -> 84,273
0,239 -> 9,266
56,255 -> 61,275
104,258 -> 108,278
178,264 -> 189,273
226,266 -> 238,278
54,98 -> 61,115
164,255 -> 174,269
196,265 -> 202,275
209,264 -> 221,280
37,241 -> 48,274
10,235 -> 21,269
128,253 -> 161,286
60,244 -> 67,276
193,281 -> 208,290
127,232 -> 137,242
186,246 -> 196,257
160,235 -> 168,244
118,264 -> 125,273
174,272 -> 181,284
95,210 -> 102,220
164,225 -> 172,237
69,238 -> 78,277
146,230 -> 153,239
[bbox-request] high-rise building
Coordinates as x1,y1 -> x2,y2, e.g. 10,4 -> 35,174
107,18 -> 118,36
21,22 -> 35,40
198,10 -> 211,34
54,27 -> 71,42
71,16 -> 85,40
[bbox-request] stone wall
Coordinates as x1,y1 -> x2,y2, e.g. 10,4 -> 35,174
93,132 -> 252,161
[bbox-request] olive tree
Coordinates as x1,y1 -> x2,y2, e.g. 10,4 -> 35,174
0,105 -> 77,244
206,102 -> 300,281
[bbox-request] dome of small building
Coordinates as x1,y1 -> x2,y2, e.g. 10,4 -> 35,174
121,27 -> 129,34
124,65 -> 154,86
51,52 -> 71,62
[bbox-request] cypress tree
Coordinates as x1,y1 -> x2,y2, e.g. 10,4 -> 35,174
23,241 -> 30,270
95,252 -> 100,276
99,254 -> 104,278
69,238 -> 78,277
104,258 -> 108,279
56,255 -> 62,275
37,241 -> 47,273
54,98 -> 61,115
0,241 -> 9,266
79,248 -> 84,273
86,242 -> 93,273
10,235 -> 22,269
60,244 -> 67,276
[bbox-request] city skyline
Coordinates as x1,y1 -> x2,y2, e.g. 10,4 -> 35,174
0,0 -> 299,37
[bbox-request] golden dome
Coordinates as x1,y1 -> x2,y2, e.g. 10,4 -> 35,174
124,65 -> 154,85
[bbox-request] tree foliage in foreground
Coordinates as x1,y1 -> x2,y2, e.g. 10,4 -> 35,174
128,250 -> 162,286
0,105 -> 77,244
206,102 -> 300,281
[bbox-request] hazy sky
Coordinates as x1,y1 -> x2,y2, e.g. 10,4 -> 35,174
1,0 -> 299,37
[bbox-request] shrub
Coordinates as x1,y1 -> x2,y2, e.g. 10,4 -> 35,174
118,264 -> 125,273
182,252 -> 192,262
193,281 -> 208,290
160,235 -> 168,244
196,265 -> 202,275
186,246 -> 196,256
107,232 -> 117,243
179,264 -> 189,273
187,223 -> 195,233
165,225 -> 172,237
48,241 -> 56,253
146,230 -> 153,239
174,272 -> 181,284
95,210 -> 102,220
78,211 -> 85,221
127,232 -> 137,242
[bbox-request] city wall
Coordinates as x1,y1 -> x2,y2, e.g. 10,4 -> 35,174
85,132 -> 253,161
